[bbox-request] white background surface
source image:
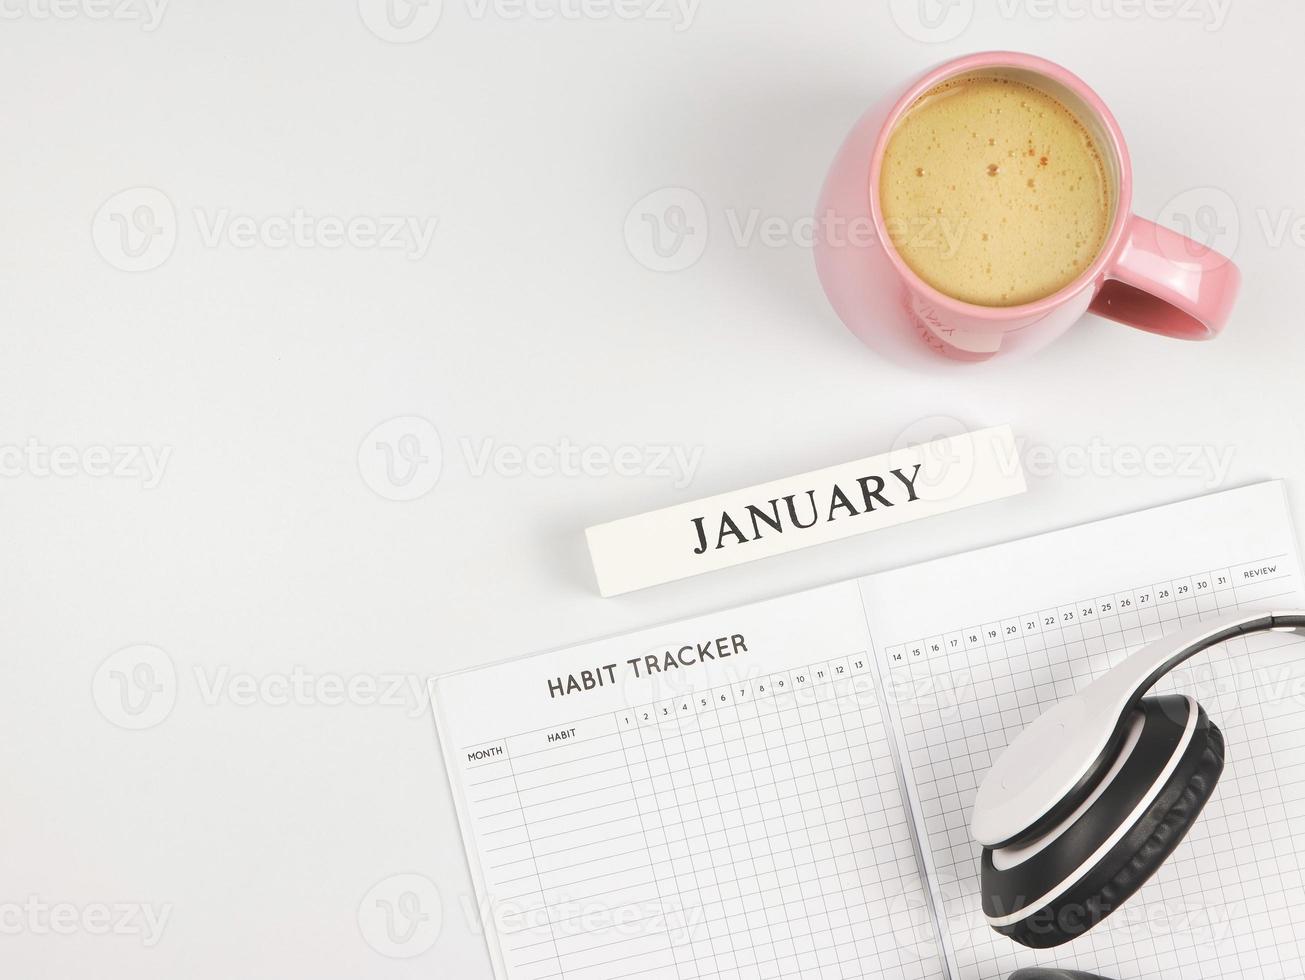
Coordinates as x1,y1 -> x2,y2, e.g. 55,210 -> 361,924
2,1 -> 1302,977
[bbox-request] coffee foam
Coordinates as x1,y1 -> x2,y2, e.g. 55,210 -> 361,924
880,74 -> 1114,308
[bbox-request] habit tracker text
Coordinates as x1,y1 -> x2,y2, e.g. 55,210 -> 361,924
546,634 -> 749,700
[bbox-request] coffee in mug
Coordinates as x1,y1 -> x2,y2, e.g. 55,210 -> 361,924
815,52 -> 1242,361
879,72 -> 1113,308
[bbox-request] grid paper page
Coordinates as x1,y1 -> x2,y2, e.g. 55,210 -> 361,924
860,482 -> 1305,980
434,582 -> 944,980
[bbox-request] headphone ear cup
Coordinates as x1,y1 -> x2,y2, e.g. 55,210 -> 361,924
983,695 -> 1224,948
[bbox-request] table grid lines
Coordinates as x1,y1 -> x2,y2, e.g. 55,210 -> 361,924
462,649 -> 944,980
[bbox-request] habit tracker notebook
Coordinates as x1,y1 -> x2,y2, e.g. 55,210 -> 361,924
432,482 -> 1305,980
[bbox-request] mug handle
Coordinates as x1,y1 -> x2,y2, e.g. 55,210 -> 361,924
1088,215 -> 1240,340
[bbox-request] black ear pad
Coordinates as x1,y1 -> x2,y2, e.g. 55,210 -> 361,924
982,695 -> 1224,948
1009,970 -> 1117,980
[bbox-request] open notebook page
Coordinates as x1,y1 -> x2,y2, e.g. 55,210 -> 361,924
859,482 -> 1305,980
433,581 -> 944,980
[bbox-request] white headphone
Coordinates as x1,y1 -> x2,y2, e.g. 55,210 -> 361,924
971,609 -> 1305,948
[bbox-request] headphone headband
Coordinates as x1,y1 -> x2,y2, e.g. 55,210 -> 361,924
971,609 -> 1305,848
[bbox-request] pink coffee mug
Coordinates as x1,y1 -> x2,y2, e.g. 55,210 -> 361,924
814,51 -> 1240,363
